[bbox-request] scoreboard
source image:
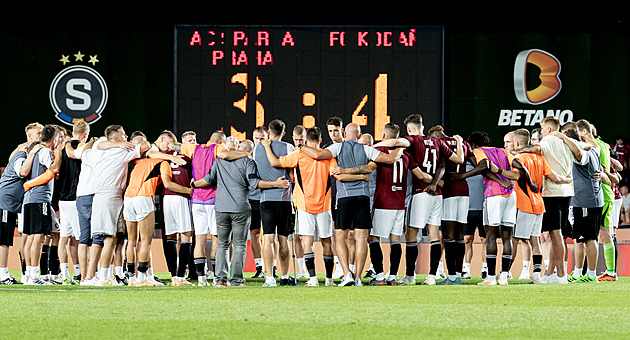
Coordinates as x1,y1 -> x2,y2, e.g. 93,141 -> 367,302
174,25 -> 443,142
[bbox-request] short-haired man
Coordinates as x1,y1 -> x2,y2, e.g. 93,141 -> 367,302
514,116 -> 587,284
249,126 -> 268,279
169,130 -> 248,286
375,114 -> 463,285
22,125 -> 62,285
56,120 -> 90,284
511,128 -> 571,284
291,124 -> 308,279
253,119 -> 297,287
181,131 -> 197,145
0,142 -> 44,284
301,122 -> 402,286
557,123 -> 604,283
576,120 -> 617,281
192,145 -> 290,287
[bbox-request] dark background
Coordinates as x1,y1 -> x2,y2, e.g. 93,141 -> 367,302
1,8 -> 628,162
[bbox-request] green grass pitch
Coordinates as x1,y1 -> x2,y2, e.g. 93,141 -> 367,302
2,271 -> 629,339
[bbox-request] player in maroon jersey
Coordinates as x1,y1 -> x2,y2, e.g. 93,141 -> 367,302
374,114 -> 463,285
428,125 -> 476,285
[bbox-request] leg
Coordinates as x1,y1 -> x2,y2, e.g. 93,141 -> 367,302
352,229 -> 369,280
263,233 -> 277,280
484,226 -> 498,278
277,235 -> 290,276
214,212 -> 232,283
229,211 -> 250,285
334,229 -> 350,276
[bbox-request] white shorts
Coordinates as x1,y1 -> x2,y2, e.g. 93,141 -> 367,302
296,209 -> 333,239
513,210 -> 543,239
59,200 -> 81,240
17,209 -> 23,233
441,196 -> 469,224
407,192 -> 442,228
92,188 -> 124,236
192,204 -> 217,235
483,192 -> 517,227
123,196 -> 156,223
371,209 -> 405,238
612,198 -> 622,227
163,195 -> 193,235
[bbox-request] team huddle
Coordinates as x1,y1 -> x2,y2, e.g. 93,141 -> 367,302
0,113 -> 623,287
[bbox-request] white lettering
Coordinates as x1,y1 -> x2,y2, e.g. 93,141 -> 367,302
497,109 -> 574,127
66,79 -> 91,111
498,110 -> 512,126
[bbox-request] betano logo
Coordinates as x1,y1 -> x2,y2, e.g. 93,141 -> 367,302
498,49 -> 572,126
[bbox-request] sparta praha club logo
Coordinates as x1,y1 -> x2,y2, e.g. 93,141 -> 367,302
49,65 -> 108,125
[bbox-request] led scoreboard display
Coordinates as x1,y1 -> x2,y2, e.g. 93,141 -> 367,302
174,25 -> 443,142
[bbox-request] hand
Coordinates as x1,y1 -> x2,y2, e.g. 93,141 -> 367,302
117,141 -> 135,152
528,182 -> 539,193
261,139 -> 271,147
170,155 -> 187,166
275,176 -> 290,189
453,134 -> 463,143
498,180 -> 514,190
29,143 -> 44,155
330,166 -> 344,175
423,184 -> 437,195
489,161 -> 499,174
593,170 -> 603,180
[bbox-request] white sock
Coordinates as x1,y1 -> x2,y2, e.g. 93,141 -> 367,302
574,267 -> 582,276
564,261 -> 568,274
297,258 -> 305,273
31,266 -> 40,279
456,272 -> 462,279
147,267 -> 154,278
115,266 -> 124,278
544,259 -> 550,270
73,264 -> 81,276
375,272 -> 385,281
587,269 -> 596,278
138,271 -> 146,282
334,256 -> 341,266
463,263 -> 471,272
100,267 -> 109,281
349,264 -> 355,273
481,262 -> 488,270
0,267 -> 9,280
488,275 -> 496,281
522,261 -> 531,271
437,261 -> 444,272
61,263 -> 70,280
254,258 -> 262,267
281,274 -> 289,280
26,266 -> 32,278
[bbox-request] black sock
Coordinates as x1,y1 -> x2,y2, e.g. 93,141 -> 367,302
164,239 -> 178,277
138,261 -> 149,274
455,240 -> 465,274
486,254 -> 497,276
429,241 -> 441,276
532,254 -> 542,273
323,255 -> 334,279
177,242 -> 192,278
210,258 -> 216,273
368,240 -> 384,274
389,241 -> 402,278
443,239 -> 456,276
194,257 -> 206,277
405,242 -> 418,277
40,245 -> 50,276
49,245 -> 60,276
304,252 -> 316,277
188,238 -> 198,279
502,254 -> 512,273
127,263 -> 136,276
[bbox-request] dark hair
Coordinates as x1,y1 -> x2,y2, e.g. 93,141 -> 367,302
40,125 -> 58,143
467,131 -> 491,148
253,125 -> 268,135
268,119 -> 285,137
404,114 -> 423,128
130,131 -> 147,140
383,123 -> 400,139
306,126 -> 322,142
325,116 -> 343,127
427,125 -> 444,137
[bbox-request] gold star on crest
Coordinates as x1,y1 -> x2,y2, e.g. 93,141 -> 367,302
59,55 -> 70,65
74,51 -> 85,61
88,55 -> 99,66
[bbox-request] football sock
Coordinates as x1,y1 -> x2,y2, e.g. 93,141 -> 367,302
194,258 -> 206,277
0,267 -> 9,280
486,255 -> 497,276
40,245 -> 49,277
61,263 -> 70,280
304,252 -> 316,277
455,239 -> 465,274
532,255 -> 542,274
429,241 -> 441,276
587,269 -> 597,278
389,241 -> 402,279
522,260 -> 531,272
463,262 -> 471,273
127,263 -> 136,277
164,239 -> 178,277
297,258 -> 305,274
405,242 -> 418,277
177,242 -> 192,278
73,264 -> 81,277
210,258 -> 216,274
323,255 -> 334,279
603,241 -> 616,273
443,238 -> 456,277
368,240 -> 384,275
49,245 -> 60,276
501,254 -> 512,273
138,262 -> 149,274
115,266 -> 124,279
254,258 -> 262,267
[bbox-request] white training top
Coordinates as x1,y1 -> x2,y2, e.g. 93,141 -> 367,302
81,143 -> 141,192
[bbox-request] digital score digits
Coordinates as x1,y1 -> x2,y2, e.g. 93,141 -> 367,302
175,25 -> 443,142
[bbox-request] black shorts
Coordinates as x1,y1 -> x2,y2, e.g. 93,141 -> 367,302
0,209 -> 17,246
335,196 -> 371,230
572,206 -> 602,242
249,199 -> 261,230
465,210 -> 486,238
22,202 -> 53,235
260,201 -> 294,236
541,196 -> 571,232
